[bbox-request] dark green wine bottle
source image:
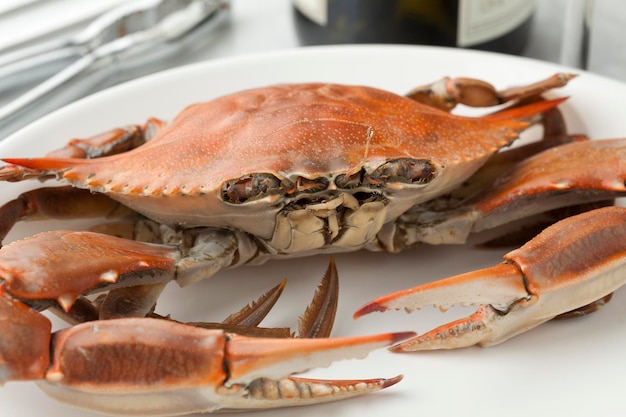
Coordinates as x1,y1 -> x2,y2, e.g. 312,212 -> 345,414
292,0 -> 535,55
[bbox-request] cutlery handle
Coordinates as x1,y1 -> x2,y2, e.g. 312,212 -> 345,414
0,54 -> 95,121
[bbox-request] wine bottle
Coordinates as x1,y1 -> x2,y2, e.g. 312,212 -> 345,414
292,0 -> 536,55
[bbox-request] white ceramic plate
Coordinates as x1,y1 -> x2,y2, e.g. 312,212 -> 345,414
1,45 -> 625,417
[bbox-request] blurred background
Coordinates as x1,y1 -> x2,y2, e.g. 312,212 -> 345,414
0,0 -> 621,137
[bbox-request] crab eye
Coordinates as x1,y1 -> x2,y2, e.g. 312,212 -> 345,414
335,170 -> 364,189
368,159 -> 434,185
222,173 -> 282,203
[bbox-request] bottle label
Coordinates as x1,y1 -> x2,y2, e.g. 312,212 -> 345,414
293,0 -> 328,26
457,0 -> 535,47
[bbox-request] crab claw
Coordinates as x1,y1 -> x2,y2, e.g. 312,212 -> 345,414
37,318 -> 413,415
355,206 -> 626,351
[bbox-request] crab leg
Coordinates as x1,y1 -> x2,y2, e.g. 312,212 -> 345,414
3,316 -> 410,415
0,118 -> 166,182
0,228 -> 339,334
0,286 -> 52,382
406,73 -> 575,111
446,133 -> 589,205
0,186 -> 133,244
467,138 -> 626,234
356,206 -> 626,351
0,188 -> 265,285
399,138 -> 626,247
0,230 -> 179,312
162,257 -> 339,338
0,118 -> 167,240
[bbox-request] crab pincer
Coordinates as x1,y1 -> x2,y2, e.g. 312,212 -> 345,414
355,206 -> 626,351
32,319 -> 411,415
0,230 -> 414,414
1,300 -> 411,414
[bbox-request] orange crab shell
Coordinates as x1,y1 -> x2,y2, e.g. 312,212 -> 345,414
5,83 -> 559,237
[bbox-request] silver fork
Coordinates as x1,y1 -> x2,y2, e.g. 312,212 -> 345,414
0,0 -> 228,126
